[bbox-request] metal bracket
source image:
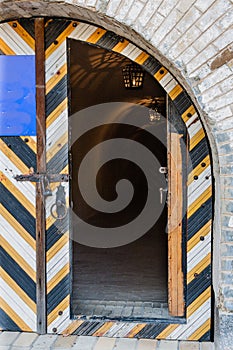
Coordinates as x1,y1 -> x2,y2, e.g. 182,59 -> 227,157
14,173 -> 69,183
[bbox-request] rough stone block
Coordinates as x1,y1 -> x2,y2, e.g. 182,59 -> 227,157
137,339 -> 158,350
11,332 -> 38,347
179,341 -> 200,350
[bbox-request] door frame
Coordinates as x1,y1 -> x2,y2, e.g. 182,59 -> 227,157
0,18 -> 213,341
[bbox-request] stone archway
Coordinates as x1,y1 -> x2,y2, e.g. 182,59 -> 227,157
1,1 -> 233,347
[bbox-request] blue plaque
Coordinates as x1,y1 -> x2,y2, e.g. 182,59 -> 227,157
0,55 -> 36,136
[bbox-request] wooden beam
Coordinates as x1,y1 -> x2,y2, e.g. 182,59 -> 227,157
167,132 -> 184,316
35,17 -> 47,334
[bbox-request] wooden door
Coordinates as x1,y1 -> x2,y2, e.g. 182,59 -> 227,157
167,98 -> 185,317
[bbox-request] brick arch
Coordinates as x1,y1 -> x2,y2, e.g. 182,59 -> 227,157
0,17 -> 214,341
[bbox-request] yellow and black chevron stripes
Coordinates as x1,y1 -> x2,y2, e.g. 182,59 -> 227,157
0,18 -> 213,340
0,136 -> 37,332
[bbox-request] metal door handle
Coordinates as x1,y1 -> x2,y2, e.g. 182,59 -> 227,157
160,187 -> 168,204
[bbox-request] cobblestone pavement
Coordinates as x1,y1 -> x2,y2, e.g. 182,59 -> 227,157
0,332 -> 215,349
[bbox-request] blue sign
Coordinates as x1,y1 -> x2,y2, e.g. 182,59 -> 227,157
0,55 -> 36,136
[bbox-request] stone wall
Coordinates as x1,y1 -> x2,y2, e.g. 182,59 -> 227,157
1,0 -> 233,347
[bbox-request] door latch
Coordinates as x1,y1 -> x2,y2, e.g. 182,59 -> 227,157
50,184 -> 68,220
159,187 -> 168,204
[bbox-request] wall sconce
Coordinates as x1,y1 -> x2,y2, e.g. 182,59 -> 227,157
122,64 -> 144,88
148,98 -> 163,123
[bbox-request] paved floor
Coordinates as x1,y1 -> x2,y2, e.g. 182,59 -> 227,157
0,332 -> 215,349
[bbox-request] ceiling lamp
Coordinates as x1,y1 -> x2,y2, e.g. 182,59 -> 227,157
122,64 -> 144,88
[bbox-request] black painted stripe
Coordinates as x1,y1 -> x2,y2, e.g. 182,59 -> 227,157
0,308 -> 21,331
0,183 -> 36,239
188,198 -> 212,240
189,138 -> 209,169
46,76 -> 68,117
199,330 -> 211,342
47,143 -> 68,174
187,265 -> 211,307
18,18 -> 35,39
136,323 -> 169,338
45,19 -> 72,50
47,274 -> 70,315
0,137 -> 36,170
96,31 -> 121,50
46,219 -> 69,252
0,49 -> 5,55
73,321 -> 103,336
142,56 -> 162,76
173,91 -> 192,115
0,247 -> 36,302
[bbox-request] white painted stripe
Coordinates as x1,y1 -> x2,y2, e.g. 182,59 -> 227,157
46,42 -> 66,77
48,307 -> 70,333
187,233 -> 211,271
1,221 -> 36,270
1,167 -> 35,205
1,278 -> 36,330
121,44 -> 142,61
69,22 -> 97,41
47,253 -> 69,283
189,120 -> 202,140
46,51 -> 66,83
188,168 -> 211,205
159,73 -> 177,93
186,113 -> 198,128
47,242 -> 69,276
0,151 -> 36,204
168,299 -> 211,339
46,109 -> 68,148
0,24 -> 34,55
113,323 -> 135,337
105,323 -> 126,337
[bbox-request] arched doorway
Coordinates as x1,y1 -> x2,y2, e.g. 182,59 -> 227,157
0,18 -> 213,340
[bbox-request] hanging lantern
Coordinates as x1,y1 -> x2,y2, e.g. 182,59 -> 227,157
122,64 -> 144,88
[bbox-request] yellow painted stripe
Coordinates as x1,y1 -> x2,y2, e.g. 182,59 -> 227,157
187,220 -> 211,253
62,320 -> 84,335
190,128 -> 205,151
0,172 -> 36,218
169,84 -> 183,100
1,268 -> 36,313
0,139 -> 29,175
157,324 -> 179,339
47,263 -> 70,294
47,132 -> 68,162
188,318 -> 211,341
188,156 -> 210,186
154,67 -> 168,81
126,324 -> 147,338
187,287 -> 211,317
46,233 -> 69,263
187,253 -> 211,284
20,136 -> 37,153
135,52 -> 150,65
45,22 -> 76,58
46,63 -> 67,94
0,38 -> 16,54
112,39 -> 129,53
87,28 -> 106,44
1,236 -> 36,282
187,186 -> 212,218
0,297 -> 32,332
93,322 -> 115,336
0,204 -> 35,250
48,295 -> 70,325
182,105 -> 196,123
46,98 -> 68,128
9,21 -> 35,51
